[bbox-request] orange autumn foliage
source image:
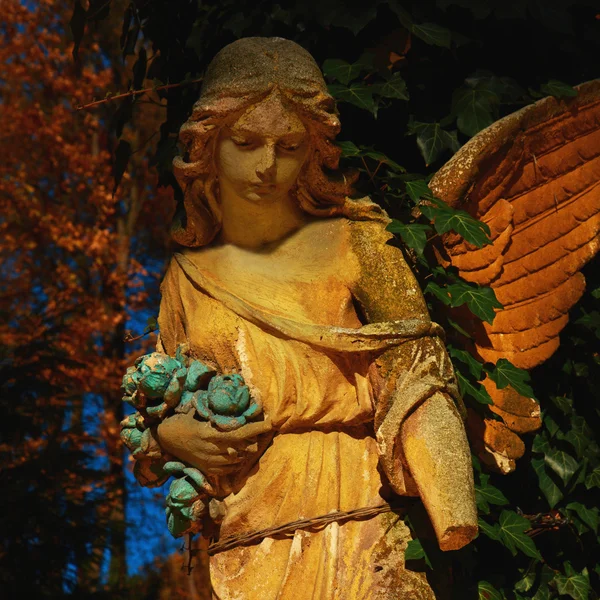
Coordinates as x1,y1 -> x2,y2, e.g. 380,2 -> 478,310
0,0 -> 174,591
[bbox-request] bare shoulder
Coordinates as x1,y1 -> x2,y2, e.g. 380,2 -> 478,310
280,217 -> 361,281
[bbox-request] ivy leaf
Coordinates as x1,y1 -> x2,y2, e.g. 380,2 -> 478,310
497,510 -> 541,560
447,317 -> 473,339
389,4 -> 451,48
585,466 -> 600,490
540,79 -> 578,99
550,395 -> 573,415
565,502 -> 599,534
544,448 -> 579,485
560,416 -> 591,458
449,346 -> 484,379
419,198 -> 491,247
411,22 -> 452,48
453,87 -> 498,137
323,59 -> 363,85
446,282 -> 503,324
456,371 -> 493,405
424,281 -> 451,306
386,221 -> 431,256
515,570 -> 536,592
553,563 -> 590,600
329,83 -> 377,116
376,72 -> 409,100
543,413 -> 561,437
575,310 -> 600,339
405,538 -> 432,568
478,580 -> 503,600
532,433 -> 551,455
435,207 -> 491,247
407,120 -> 460,166
405,180 -> 432,203
465,72 -> 525,103
337,142 -> 405,172
360,149 -> 405,172
532,458 -> 563,508
485,359 -> 534,398
475,474 -> 509,515
337,140 -> 361,157
405,538 -> 425,560
478,517 -> 500,540
532,565 -> 557,600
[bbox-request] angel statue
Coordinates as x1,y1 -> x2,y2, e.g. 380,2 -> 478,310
119,37 -> 600,599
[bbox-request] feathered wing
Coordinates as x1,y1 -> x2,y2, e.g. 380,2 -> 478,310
429,80 -> 600,472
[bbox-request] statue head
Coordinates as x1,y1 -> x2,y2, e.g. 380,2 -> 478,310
172,37 -> 384,247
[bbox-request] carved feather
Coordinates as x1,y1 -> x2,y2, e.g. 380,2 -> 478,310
431,80 -> 600,371
430,81 -> 600,472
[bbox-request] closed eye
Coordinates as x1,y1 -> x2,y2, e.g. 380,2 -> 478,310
277,141 -> 302,151
231,136 -> 252,147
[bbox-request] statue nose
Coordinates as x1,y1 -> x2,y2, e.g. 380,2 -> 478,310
255,144 -> 276,181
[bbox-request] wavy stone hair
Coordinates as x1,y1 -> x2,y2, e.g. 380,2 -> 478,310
171,37 -> 385,247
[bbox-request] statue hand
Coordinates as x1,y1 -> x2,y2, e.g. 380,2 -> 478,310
156,411 -> 273,477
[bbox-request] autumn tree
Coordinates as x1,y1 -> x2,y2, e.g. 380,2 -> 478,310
0,0 -> 173,595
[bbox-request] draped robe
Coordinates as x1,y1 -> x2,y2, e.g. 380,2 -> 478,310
157,218 -> 459,599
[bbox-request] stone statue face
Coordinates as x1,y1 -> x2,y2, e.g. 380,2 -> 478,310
215,91 -> 310,204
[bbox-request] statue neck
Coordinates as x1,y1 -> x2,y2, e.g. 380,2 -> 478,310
217,184 -> 309,250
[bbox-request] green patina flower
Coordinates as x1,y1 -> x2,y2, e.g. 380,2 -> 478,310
121,348 -> 214,421
119,413 -> 145,457
120,412 -> 169,487
163,462 -> 214,538
193,374 -> 262,431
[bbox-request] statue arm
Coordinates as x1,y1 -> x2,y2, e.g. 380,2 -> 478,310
349,220 -> 477,550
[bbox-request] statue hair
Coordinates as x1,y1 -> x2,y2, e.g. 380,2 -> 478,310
171,37 -> 386,247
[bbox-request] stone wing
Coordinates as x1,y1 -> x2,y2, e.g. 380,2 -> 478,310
429,80 -> 600,472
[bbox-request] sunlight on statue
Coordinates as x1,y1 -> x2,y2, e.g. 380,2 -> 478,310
146,37 -> 478,599
122,37 -> 480,599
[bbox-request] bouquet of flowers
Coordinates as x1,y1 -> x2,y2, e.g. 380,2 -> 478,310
119,345 -> 262,537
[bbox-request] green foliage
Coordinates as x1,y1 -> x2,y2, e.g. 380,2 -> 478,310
485,359 -> 535,399
328,82 -> 379,115
452,86 -> 498,136
418,196 -> 492,247
405,538 -> 429,564
478,580 -> 504,600
406,120 -> 460,165
475,474 -> 509,514
540,80 -> 579,99
553,563 -> 590,600
325,54 -> 410,117
386,221 -> 431,257
496,510 -> 542,560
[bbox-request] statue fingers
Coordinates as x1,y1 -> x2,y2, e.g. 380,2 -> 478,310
202,417 -> 273,443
